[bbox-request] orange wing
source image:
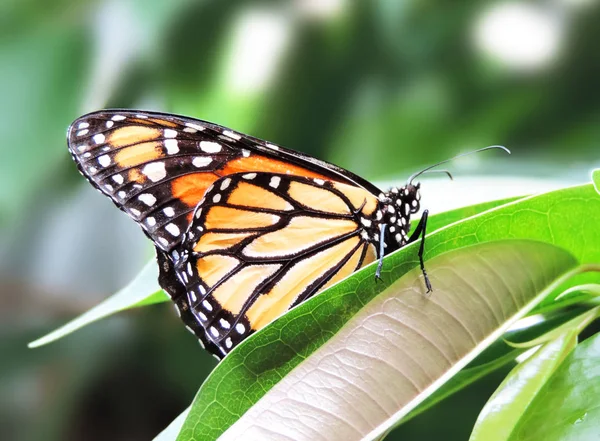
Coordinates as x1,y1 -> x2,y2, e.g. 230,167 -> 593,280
170,172 -> 380,358
68,110 -> 344,251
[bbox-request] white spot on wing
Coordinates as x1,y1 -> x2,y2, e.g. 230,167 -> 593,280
163,207 -> 175,217
78,122 -> 89,129
112,174 -> 124,184
165,139 -> 179,154
98,155 -> 111,167
223,130 -> 241,140
219,318 -> 231,329
225,337 -> 233,349
165,223 -> 180,236
200,141 -> 222,153
111,115 -> 126,121
192,157 -> 212,168
269,176 -> 281,188
185,122 -> 205,131
76,129 -> 89,137
164,129 -> 177,138
220,178 -> 231,190
202,300 -> 213,311
93,134 -> 106,144
146,217 -> 156,227
313,178 -> 325,185
213,194 -> 221,203
106,121 -> 114,128
243,173 -> 257,180
138,193 -> 157,206
142,162 -> 166,182
266,143 -> 279,150
235,323 -> 246,334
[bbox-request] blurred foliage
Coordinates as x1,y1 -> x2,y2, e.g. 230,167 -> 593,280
1,0 -> 600,440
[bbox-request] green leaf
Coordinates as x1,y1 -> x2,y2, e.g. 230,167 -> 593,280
469,307 -> 600,441
423,196 -> 523,233
175,182 -> 600,440
593,169 -> 600,195
507,331 -> 600,441
178,240 -> 577,441
531,283 -> 600,316
507,290 -> 600,349
28,261 -> 165,348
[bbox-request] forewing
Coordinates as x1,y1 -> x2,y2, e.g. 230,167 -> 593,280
171,172 -> 379,358
67,110 -> 350,251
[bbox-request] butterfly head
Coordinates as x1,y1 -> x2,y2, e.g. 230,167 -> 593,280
397,183 -> 421,215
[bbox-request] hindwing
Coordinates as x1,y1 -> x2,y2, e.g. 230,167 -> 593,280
169,172 -> 380,357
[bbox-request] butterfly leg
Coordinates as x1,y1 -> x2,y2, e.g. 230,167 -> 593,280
407,210 -> 432,293
375,223 -> 387,280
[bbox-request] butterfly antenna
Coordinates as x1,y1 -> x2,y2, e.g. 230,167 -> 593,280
416,169 -> 454,181
408,145 -> 510,184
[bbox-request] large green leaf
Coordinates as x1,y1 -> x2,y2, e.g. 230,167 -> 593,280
176,182 -> 599,440
593,168 -> 600,194
178,240 -> 577,441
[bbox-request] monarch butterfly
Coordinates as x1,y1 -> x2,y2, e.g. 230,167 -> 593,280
67,110 -> 508,359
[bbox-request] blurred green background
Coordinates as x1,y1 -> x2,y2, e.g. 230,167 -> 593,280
1,0 -> 599,440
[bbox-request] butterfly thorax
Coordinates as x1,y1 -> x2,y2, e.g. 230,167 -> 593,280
376,183 -> 421,251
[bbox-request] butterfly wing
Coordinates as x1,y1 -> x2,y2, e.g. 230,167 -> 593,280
170,172 -> 380,358
67,110 -> 382,252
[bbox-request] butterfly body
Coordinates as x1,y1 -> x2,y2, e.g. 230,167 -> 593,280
67,110 -> 425,359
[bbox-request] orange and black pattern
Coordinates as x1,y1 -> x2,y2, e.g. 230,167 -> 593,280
172,173 -> 380,354
68,110 -> 425,360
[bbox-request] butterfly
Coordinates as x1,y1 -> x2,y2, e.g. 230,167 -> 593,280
67,109 -> 507,360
